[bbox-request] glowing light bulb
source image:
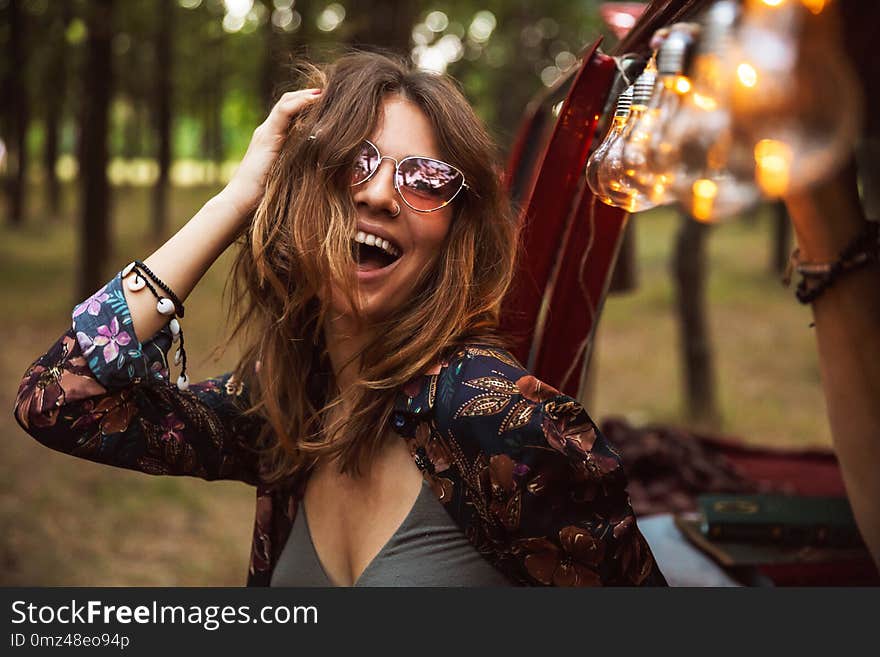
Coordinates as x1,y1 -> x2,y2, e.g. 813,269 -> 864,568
730,0 -> 862,196
594,73 -> 656,213
736,62 -> 758,88
586,86 -> 632,202
658,1 -> 760,221
800,0 -> 828,13
754,139 -> 793,197
621,24 -> 697,206
691,178 -> 719,222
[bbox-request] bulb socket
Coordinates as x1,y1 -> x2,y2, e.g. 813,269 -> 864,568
633,71 -> 657,105
614,86 -> 634,117
699,0 -> 739,57
657,27 -> 694,75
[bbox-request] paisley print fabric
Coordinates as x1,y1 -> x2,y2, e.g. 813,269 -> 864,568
13,272 -> 666,587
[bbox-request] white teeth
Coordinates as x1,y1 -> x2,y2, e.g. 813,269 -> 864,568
354,231 -> 401,258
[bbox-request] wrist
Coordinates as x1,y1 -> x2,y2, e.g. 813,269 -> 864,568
214,185 -> 256,224
784,160 -> 866,261
196,192 -> 251,248
791,215 -> 866,262
789,221 -> 879,305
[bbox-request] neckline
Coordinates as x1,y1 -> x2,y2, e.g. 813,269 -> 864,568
301,479 -> 430,587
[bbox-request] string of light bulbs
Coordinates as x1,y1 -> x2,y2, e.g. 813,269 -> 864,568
586,0 -> 861,223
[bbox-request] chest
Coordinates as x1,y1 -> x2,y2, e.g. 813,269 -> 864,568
301,432 -> 424,586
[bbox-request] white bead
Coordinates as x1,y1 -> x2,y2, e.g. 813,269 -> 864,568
127,275 -> 146,292
177,374 -> 189,391
174,349 -> 182,365
169,318 -> 180,336
122,262 -> 136,277
156,297 -> 175,316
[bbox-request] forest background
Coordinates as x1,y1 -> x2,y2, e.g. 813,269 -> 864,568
1,0 -> 832,584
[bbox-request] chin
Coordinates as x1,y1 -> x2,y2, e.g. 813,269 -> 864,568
354,291 -> 401,325
325,287 -> 398,327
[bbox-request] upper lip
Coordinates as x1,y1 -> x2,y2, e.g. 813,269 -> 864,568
356,222 -> 404,254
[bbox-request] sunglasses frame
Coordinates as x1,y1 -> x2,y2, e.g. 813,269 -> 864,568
350,139 -> 470,213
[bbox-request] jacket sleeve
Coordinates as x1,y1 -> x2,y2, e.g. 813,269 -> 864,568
12,273 -> 264,485
434,347 -> 667,586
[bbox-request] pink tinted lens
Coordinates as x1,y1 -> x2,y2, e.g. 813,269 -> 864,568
351,142 -> 379,185
397,157 -> 464,211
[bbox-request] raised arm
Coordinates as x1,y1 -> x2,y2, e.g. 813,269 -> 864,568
13,90 -> 322,484
784,161 -> 880,566
127,89 -> 322,343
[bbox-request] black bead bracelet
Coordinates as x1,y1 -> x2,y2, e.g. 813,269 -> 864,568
122,261 -> 190,390
133,260 -> 185,318
789,221 -> 879,305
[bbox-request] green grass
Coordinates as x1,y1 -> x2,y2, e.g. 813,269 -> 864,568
0,183 -> 830,585
1,183 -> 254,586
592,205 -> 828,447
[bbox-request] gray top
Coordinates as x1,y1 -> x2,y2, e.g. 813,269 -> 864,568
270,480 -> 512,587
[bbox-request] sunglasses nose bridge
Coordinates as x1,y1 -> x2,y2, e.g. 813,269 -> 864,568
365,155 -> 399,189
353,153 -> 403,217
376,154 -> 399,167
374,154 -> 400,179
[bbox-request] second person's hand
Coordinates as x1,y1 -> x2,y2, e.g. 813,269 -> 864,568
220,88 -> 323,221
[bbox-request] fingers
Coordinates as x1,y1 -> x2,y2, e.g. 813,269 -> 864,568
262,88 -> 323,136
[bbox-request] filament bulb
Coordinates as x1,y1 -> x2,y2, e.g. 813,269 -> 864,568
622,24 -> 697,205
660,0 -> 760,221
594,74 -> 657,213
730,0 -> 862,196
586,86 -> 633,201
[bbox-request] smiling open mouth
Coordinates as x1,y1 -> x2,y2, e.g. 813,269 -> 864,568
352,231 -> 402,271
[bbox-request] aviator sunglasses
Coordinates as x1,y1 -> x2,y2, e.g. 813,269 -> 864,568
350,139 -> 469,213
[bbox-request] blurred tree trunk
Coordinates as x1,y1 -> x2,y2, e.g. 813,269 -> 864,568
138,105 -> 151,157
672,212 -> 719,423
5,0 -> 28,227
609,217 -> 638,292
43,0 -> 73,219
209,95 -> 225,166
770,200 -> 792,276
122,103 -> 140,159
151,0 -> 173,241
203,95 -> 224,169
494,4 -> 534,146
345,0 -> 418,56
204,33 -> 225,169
261,1 -> 286,111
78,0 -> 115,299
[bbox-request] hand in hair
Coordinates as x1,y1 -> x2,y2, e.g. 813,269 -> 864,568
222,88 -> 323,221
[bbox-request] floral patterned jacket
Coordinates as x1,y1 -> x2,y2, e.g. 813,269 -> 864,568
14,272 -> 666,587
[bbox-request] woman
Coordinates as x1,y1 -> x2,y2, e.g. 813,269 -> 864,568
14,52 -> 666,586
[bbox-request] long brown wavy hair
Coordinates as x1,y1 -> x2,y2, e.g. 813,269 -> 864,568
226,51 -> 519,484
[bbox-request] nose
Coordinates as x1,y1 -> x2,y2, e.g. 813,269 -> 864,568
353,157 -> 400,218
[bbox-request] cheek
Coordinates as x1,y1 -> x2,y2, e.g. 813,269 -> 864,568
410,213 -> 453,258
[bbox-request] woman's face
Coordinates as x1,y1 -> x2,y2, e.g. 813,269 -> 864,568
335,95 -> 455,323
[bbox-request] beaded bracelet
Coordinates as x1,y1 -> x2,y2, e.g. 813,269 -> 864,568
132,260 -> 185,318
121,262 -> 189,390
783,221 -> 880,305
